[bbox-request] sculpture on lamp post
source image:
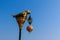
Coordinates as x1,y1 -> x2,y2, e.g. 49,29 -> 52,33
13,10 -> 33,40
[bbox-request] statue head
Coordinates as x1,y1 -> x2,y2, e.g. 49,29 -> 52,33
25,10 -> 31,14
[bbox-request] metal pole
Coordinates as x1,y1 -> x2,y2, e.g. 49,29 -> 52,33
19,28 -> 21,40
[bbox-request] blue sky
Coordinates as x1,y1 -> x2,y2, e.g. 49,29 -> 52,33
0,0 -> 60,40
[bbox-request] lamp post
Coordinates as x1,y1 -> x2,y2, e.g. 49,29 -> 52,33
13,10 -> 33,40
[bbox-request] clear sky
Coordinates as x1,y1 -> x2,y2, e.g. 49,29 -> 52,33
0,0 -> 60,40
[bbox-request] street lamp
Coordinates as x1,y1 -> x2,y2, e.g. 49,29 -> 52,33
13,10 -> 33,40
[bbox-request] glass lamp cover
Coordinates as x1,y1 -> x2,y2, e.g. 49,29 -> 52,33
28,15 -> 32,25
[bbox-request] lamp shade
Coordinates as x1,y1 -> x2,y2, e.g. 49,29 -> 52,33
26,25 -> 33,32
